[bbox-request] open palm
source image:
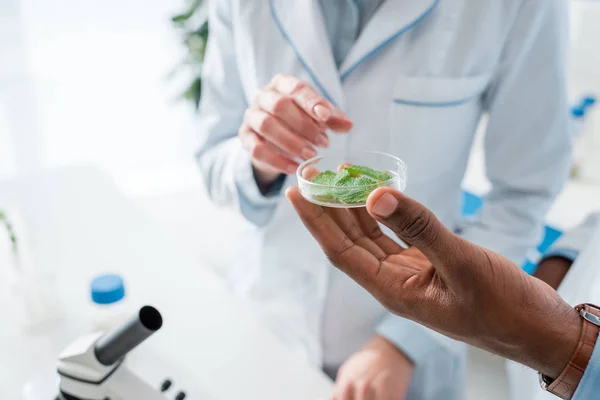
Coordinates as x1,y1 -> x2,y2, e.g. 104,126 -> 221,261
286,185 -> 579,379
286,186 -> 472,336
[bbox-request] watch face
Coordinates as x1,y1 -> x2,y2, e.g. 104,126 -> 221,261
582,310 -> 600,327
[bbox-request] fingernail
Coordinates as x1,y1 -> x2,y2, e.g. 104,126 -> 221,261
371,193 -> 398,217
316,133 -> 329,147
301,147 -> 318,160
314,105 -> 331,121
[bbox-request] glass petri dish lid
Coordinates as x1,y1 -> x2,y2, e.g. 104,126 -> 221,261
296,150 -> 407,208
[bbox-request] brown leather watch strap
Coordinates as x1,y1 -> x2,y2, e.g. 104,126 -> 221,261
546,304 -> 600,399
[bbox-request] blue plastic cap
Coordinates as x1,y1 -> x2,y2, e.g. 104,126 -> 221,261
571,106 -> 585,118
91,274 -> 125,305
583,96 -> 596,108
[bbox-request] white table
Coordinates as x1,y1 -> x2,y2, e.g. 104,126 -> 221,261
0,166 -> 333,400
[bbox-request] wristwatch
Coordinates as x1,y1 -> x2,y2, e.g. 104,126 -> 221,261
539,303 -> 600,399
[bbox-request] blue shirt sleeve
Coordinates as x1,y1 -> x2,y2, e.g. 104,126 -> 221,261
541,214 -> 600,264
233,153 -> 285,227
573,340 -> 600,399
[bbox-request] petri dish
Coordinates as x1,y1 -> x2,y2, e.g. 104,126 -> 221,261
297,150 -> 407,208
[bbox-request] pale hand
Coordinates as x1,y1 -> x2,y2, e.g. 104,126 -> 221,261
332,335 -> 413,400
286,186 -> 581,380
239,74 -> 353,186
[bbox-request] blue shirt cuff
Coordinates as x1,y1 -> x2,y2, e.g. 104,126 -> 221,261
261,173 -> 287,197
234,155 -> 284,226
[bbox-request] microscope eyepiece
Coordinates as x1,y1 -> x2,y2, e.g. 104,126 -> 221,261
94,305 -> 162,366
139,305 -> 163,330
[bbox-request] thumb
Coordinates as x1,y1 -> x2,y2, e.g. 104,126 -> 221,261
366,187 -> 466,271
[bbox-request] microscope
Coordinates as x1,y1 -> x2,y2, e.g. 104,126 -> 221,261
55,305 -> 186,400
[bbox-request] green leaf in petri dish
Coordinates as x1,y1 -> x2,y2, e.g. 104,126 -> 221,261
343,165 -> 392,181
309,165 -> 389,204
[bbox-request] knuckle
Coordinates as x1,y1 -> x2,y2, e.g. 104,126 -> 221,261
258,114 -> 275,132
250,143 -> 266,161
271,73 -> 293,88
251,92 -> 262,106
325,236 -> 353,267
325,247 -> 343,267
272,73 -> 287,83
355,380 -> 373,395
289,80 -> 307,95
303,93 -> 321,109
272,95 -> 292,114
401,209 -> 437,246
367,224 -> 383,240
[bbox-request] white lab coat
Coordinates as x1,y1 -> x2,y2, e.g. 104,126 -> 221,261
196,0 -> 571,398
507,213 -> 600,400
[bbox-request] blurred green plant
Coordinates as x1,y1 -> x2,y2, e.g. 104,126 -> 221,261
171,0 -> 209,110
0,209 -> 18,254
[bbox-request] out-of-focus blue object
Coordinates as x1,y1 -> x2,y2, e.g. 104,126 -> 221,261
461,191 -> 563,274
572,106 -> 585,119
537,225 -> 563,253
521,260 -> 537,275
91,274 -> 125,305
461,191 -> 484,217
582,95 -> 596,109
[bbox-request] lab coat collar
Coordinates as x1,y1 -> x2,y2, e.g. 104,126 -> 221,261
269,0 -> 439,106
339,0 -> 440,81
270,0 -> 345,109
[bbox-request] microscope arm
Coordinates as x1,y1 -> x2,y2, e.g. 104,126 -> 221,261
105,364 -> 168,400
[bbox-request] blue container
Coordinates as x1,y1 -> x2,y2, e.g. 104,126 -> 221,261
91,274 -> 125,305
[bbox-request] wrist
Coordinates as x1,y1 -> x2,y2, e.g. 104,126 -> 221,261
252,165 -> 284,195
528,304 -> 581,379
542,304 -> 600,399
368,334 -> 414,368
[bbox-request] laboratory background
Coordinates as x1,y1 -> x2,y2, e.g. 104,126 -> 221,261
1,0 -> 600,399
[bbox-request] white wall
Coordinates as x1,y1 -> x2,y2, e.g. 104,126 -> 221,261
0,0 -> 199,178
570,0 -> 600,100
2,0 -> 600,181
